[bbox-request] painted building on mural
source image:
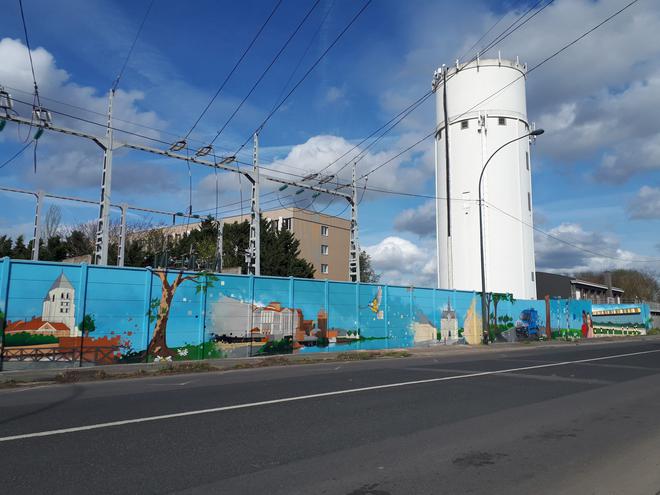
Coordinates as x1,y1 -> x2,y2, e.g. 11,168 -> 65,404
5,271 -> 79,337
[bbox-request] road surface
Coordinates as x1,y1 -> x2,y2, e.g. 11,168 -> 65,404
1,339 -> 660,494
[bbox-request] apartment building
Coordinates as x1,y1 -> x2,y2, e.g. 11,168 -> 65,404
156,207 -> 351,281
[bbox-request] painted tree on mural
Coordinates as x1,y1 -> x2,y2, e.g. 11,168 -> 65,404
489,292 -> 515,329
148,270 -> 217,358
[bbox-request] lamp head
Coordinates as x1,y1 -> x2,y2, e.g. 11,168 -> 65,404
530,128 -> 544,136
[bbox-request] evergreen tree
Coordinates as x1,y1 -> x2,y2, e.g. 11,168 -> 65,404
11,235 -> 30,259
39,235 -> 67,261
0,235 -> 12,257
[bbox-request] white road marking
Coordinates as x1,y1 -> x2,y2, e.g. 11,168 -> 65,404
1,348 -> 658,443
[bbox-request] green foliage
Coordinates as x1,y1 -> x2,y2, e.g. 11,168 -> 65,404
4,332 -> 58,347
79,314 -> 96,335
11,235 -> 30,259
0,235 -> 12,257
360,250 -> 379,283
256,337 -> 294,355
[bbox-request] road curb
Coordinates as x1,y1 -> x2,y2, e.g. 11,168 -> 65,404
1,335 -> 658,387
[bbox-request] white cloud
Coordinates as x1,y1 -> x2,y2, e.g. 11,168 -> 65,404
627,186 -> 660,220
365,236 -> 436,287
0,37 -> 167,192
393,200 -> 435,237
323,86 -> 346,104
534,222 -> 659,274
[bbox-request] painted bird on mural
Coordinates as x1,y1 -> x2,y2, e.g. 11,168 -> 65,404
368,287 -> 382,314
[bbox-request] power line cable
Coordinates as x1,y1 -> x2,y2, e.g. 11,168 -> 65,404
17,0 -> 42,108
112,0 -> 155,91
183,0 -> 283,142
208,0 -> 322,146
233,0 -> 373,157
357,0 -> 641,182
485,201 -> 660,264
0,140 -> 34,169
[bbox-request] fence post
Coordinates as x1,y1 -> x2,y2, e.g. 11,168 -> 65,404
248,274 -> 255,357
355,280 -> 360,334
0,257 -> 11,372
383,285 -> 389,347
77,263 -> 89,368
432,288 -> 437,340
143,267 -> 154,362
199,274 -> 208,360
289,277 -> 294,343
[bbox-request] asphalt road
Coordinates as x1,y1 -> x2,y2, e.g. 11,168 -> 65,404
1,339 -> 660,495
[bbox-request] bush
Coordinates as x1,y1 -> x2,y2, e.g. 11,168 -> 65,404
4,332 -> 58,347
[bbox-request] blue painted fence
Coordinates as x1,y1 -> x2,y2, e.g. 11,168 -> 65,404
0,258 -> 614,369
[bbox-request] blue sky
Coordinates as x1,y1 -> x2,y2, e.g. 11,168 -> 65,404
1,0 -> 659,286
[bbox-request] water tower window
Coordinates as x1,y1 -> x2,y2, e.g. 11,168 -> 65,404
527,192 -> 531,211
460,120 -> 469,130
526,151 -> 530,170
498,117 -> 506,126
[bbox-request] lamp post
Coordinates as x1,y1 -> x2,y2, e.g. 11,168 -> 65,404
478,128 -> 544,345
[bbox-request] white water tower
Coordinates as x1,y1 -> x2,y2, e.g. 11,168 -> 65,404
433,57 -> 537,299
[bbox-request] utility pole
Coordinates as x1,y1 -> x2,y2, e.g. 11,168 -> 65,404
245,132 -> 261,276
94,89 -> 115,265
117,203 -> 128,267
214,219 -> 223,273
31,190 -> 44,261
1,91 -> 359,275
349,161 -> 360,282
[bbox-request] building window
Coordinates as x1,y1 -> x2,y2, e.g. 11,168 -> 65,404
460,120 -> 469,130
281,218 -> 292,231
527,192 -> 531,211
321,244 -> 328,255
321,225 -> 329,236
321,264 -> 329,274
531,272 -> 535,282
498,117 -> 506,126
526,151 -> 530,171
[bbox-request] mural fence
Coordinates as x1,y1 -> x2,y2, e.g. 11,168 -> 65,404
0,258 -> 649,370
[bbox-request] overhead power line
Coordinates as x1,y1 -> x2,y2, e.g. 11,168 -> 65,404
112,0 -> 155,91
208,0 -> 322,146
233,0 -> 374,157
485,202 -> 660,264
183,0 -> 283,142
17,0 -> 42,108
356,0 -> 641,183
0,140 -> 34,170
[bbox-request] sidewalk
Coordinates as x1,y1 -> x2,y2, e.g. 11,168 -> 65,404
2,335 -> 658,387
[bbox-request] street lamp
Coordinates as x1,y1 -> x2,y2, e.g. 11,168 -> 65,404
478,128 -> 544,345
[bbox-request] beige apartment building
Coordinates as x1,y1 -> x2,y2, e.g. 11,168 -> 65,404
158,207 -> 351,281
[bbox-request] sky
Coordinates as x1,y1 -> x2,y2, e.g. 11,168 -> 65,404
1,0 -> 659,287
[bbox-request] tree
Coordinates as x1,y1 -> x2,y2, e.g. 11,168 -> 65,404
40,235 -> 67,261
488,292 -> 515,329
148,271 -> 216,358
577,269 -> 659,302
79,314 -> 96,336
65,230 -> 93,258
43,205 -> 62,241
222,220 -> 250,272
359,250 -> 379,283
11,235 -> 30,259
260,218 -> 315,278
0,235 -> 12,257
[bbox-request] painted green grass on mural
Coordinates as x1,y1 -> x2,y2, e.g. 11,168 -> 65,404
4,332 -> 59,347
